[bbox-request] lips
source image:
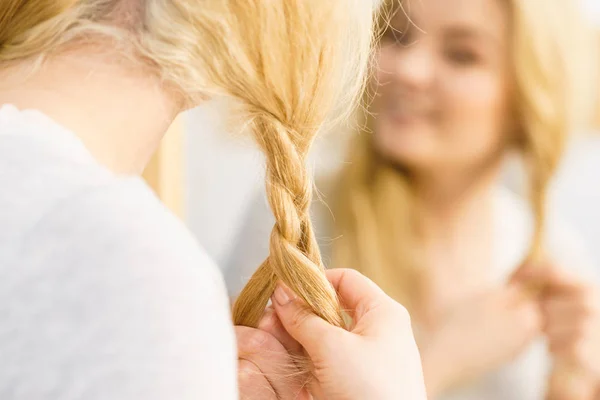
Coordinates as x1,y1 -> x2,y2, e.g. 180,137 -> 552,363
382,95 -> 436,123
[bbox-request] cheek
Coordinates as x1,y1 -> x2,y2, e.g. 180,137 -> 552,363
375,47 -> 396,84
441,73 -> 509,159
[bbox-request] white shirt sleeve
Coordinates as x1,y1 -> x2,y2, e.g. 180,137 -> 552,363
2,178 -> 237,400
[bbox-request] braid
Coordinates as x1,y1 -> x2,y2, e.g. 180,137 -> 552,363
222,0 -> 374,329
233,114 -> 344,328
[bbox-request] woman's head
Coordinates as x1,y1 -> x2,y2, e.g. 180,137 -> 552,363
374,0 -> 513,175
333,0 -> 596,303
1,0 -> 377,327
373,0 -> 594,179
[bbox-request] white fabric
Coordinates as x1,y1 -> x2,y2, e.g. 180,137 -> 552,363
440,188 -> 597,400
227,183 -> 598,400
0,104 -> 237,400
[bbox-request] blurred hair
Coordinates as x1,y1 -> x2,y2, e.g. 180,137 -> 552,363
0,0 -> 376,328
332,0 -> 598,306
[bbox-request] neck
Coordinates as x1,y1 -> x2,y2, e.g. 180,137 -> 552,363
411,164 -> 500,244
0,46 -> 182,174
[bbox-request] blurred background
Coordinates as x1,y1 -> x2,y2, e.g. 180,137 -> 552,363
167,0 -> 600,270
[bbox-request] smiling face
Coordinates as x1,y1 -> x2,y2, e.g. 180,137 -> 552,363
373,0 -> 514,176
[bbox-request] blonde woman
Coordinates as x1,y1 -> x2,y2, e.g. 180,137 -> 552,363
228,0 -> 600,398
0,1 -> 429,399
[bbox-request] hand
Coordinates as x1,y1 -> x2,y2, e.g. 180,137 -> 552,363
420,284 -> 542,397
236,308 -> 312,400
271,268 -> 427,400
514,263 -> 600,399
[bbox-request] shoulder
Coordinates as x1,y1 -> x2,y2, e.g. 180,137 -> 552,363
20,175 -> 231,311
6,176 -> 236,399
26,177 -> 218,269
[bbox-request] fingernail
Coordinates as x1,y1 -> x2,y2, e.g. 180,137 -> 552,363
273,283 -> 295,306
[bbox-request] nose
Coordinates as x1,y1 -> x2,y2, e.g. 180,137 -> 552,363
383,42 -> 435,91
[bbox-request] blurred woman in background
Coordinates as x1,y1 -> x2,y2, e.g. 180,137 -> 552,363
228,0 -> 600,398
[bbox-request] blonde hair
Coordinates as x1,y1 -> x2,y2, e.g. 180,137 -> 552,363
0,0 -> 376,327
332,0 -> 598,306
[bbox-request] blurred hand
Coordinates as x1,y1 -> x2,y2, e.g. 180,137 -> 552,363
513,263 -> 600,400
420,284 -> 542,397
271,268 -> 427,400
236,308 -> 311,400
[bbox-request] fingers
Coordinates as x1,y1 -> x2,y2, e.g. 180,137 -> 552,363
325,268 -> 397,324
547,330 -> 584,357
238,360 -> 278,400
502,282 -> 535,305
544,297 -> 596,324
541,292 -> 600,381
258,307 -> 305,357
326,268 -> 411,336
547,365 -> 598,400
271,282 -> 345,357
272,269 -> 410,348
546,318 -> 584,349
542,293 -> 599,338
512,262 -> 583,294
236,326 -> 311,400
543,299 -> 598,347
515,297 -> 543,335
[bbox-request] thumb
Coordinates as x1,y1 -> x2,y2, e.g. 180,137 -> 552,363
509,261 -> 542,284
271,282 -> 344,356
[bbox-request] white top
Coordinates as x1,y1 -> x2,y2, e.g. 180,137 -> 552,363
227,183 -> 598,400
0,105 -> 237,400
